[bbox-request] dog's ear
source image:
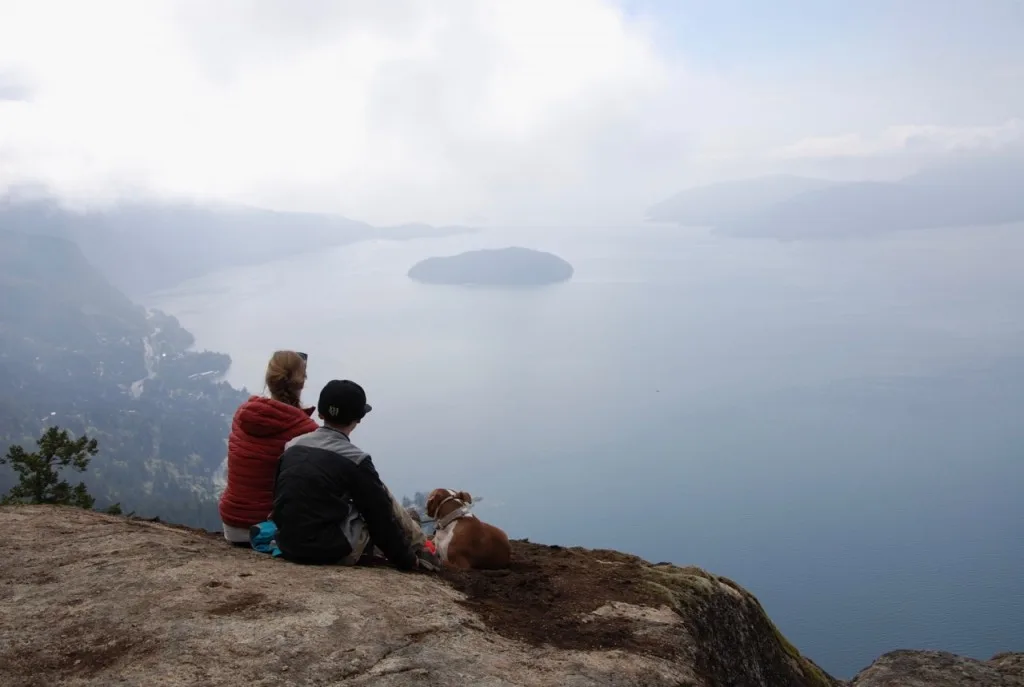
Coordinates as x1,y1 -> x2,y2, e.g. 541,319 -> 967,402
425,490 -> 444,518
456,490 -> 473,505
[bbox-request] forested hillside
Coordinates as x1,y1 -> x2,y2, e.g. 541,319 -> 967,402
0,228 -> 247,527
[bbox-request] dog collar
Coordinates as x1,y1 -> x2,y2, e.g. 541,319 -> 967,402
436,504 -> 474,530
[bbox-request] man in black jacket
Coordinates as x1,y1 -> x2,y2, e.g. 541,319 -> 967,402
271,379 -> 441,571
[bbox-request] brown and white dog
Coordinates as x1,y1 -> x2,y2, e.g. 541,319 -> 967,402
425,488 -> 511,570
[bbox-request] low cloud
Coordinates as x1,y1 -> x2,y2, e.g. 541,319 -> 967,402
773,120 -> 1024,161
1,0 -> 1022,225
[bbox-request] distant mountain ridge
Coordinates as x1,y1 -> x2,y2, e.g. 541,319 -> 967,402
648,154 -> 1024,238
647,175 -> 836,226
0,196 -> 476,296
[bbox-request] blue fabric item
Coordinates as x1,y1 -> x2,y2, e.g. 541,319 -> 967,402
249,521 -> 283,558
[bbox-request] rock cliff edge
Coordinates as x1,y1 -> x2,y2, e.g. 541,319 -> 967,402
1,506 -> 1019,686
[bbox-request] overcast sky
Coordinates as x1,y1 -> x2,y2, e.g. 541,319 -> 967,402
1,0 -> 1022,226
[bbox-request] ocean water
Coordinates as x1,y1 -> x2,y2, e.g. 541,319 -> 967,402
149,223 -> 1024,678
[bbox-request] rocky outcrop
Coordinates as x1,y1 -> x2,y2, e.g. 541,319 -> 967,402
849,650 -> 1024,686
0,505 -> 1019,686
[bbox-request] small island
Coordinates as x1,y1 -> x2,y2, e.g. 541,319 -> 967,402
407,247 -> 574,287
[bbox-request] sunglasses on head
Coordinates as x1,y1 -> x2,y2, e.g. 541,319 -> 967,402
297,351 -> 308,361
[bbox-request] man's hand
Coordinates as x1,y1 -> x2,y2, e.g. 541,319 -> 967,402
415,544 -> 443,573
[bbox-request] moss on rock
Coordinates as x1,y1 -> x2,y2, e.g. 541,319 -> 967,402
640,564 -> 838,687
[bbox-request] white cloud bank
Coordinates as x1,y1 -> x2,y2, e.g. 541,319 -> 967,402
773,120 -> 1024,161
1,0 -> 1022,225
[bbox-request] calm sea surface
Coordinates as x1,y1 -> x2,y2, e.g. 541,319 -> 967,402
150,223 -> 1024,678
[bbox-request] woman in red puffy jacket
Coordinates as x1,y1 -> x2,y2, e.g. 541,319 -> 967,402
219,350 -> 319,545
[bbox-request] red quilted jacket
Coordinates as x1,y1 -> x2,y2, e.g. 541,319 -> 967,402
219,396 -> 319,529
